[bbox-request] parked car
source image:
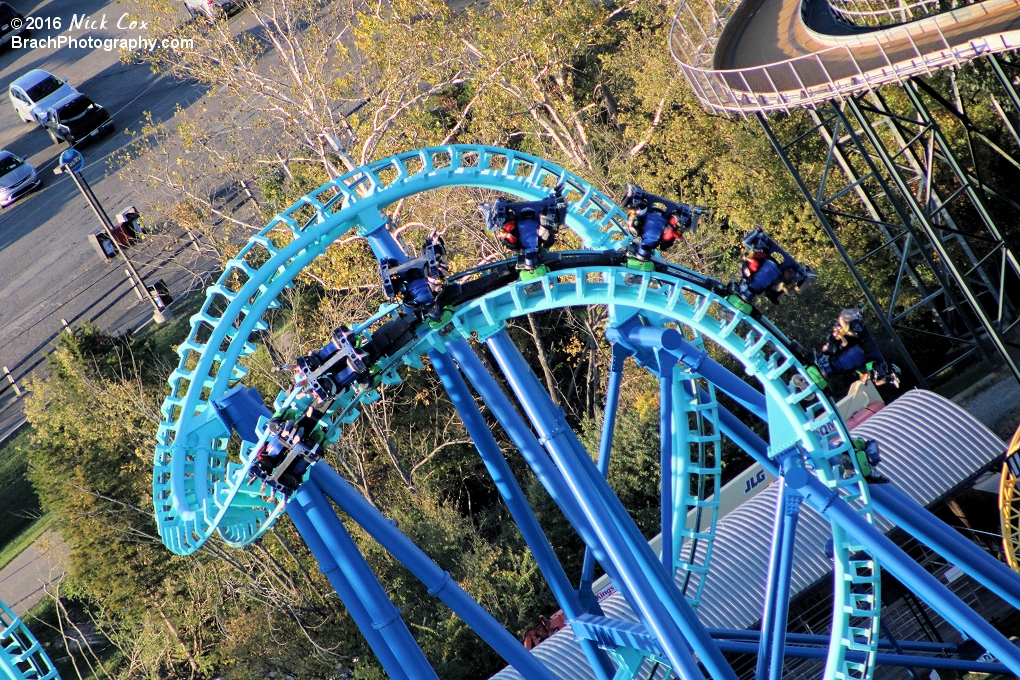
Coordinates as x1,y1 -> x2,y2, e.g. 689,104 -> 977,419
40,93 -> 113,146
0,2 -> 27,49
182,0 -> 237,20
0,150 -> 40,206
9,70 -> 78,124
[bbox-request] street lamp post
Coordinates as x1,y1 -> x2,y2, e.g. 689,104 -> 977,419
56,149 -> 170,324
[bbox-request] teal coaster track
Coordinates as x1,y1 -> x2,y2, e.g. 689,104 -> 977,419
1,598 -> 58,680
152,145 -> 1020,680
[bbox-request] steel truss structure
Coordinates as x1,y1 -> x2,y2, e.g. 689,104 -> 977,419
151,145 -> 1020,680
758,58 -> 1020,387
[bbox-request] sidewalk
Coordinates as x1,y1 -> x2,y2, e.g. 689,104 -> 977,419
0,530 -> 69,615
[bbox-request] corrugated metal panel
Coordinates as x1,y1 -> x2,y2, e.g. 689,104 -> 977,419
490,390 -> 1005,680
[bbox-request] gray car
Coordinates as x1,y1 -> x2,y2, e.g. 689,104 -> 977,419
0,151 -> 40,206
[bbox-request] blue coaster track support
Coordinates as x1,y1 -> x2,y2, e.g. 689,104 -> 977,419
0,598 -> 59,680
152,145 -> 1020,680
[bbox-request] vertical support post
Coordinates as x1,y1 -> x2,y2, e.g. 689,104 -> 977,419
429,350 -> 616,680
768,478 -> 803,680
580,343 -> 629,599
755,477 -> 787,680
292,482 -> 437,680
660,351 -> 677,572
63,167 -> 166,321
487,330 -> 737,680
287,494 -> 413,680
308,464 -> 559,680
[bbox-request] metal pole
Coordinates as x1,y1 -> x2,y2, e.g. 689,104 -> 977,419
869,484 -> 1020,610
845,96 -> 1020,385
287,493 -> 412,680
428,350 -> 616,680
707,628 -> 957,653
713,639 -> 1012,674
660,350 -> 677,572
768,483 -> 802,680
64,168 -> 167,321
755,477 -> 787,680
309,464 -> 559,680
293,481 -> 438,680
580,343 -> 629,600
487,330 -> 737,680
757,112 -> 928,388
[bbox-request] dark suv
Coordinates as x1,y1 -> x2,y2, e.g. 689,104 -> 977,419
41,93 -> 113,146
0,2 -> 27,49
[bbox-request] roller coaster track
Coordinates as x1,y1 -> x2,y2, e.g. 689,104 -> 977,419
670,0 -> 1020,113
152,145 -> 1020,680
1002,422 -> 1020,571
0,598 -> 58,680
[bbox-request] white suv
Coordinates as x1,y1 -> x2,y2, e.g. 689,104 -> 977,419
9,70 -> 78,125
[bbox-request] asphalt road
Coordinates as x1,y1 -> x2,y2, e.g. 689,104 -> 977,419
0,0 -> 211,438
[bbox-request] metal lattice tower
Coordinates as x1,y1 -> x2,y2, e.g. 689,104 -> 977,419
671,0 -> 1020,387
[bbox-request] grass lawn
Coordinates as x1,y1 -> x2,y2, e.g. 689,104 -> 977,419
0,426 -> 44,556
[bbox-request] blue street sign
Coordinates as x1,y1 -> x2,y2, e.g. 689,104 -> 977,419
60,148 -> 84,173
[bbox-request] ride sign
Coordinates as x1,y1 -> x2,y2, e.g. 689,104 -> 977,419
59,148 -> 85,173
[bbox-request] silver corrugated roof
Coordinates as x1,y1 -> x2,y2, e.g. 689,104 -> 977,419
490,390 -> 1006,680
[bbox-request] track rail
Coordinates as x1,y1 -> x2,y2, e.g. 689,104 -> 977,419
0,598 -> 59,680
670,0 -> 1020,113
152,145 -> 880,679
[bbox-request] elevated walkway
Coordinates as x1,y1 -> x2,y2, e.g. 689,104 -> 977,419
671,0 -> 1020,113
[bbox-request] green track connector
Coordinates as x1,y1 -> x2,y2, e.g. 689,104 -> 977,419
726,294 -> 753,315
806,365 -> 828,390
520,265 -> 550,281
626,258 -> 655,272
428,308 -> 455,329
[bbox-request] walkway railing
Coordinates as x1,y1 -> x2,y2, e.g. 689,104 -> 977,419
671,0 -> 1020,114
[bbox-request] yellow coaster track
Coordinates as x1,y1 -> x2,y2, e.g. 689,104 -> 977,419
1001,423 -> 1020,572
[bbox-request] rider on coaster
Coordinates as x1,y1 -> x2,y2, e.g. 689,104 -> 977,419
251,313 -> 420,495
728,225 -> 816,314
619,183 -> 706,270
812,308 -> 900,389
482,184 -> 568,277
380,232 -> 450,323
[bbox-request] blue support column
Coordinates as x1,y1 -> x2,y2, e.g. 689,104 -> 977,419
487,329 -> 737,680
308,464 -> 559,680
797,477 -> 1020,674
712,639 -> 1012,674
293,482 -> 438,680
429,350 -> 616,680
754,476 -> 787,680
768,484 -> 802,680
287,495 -> 412,680
580,343 -> 630,600
704,392 -> 1020,674
869,484 -> 1020,611
660,350 -> 677,572
447,341 -> 611,565
706,628 -> 957,653
606,325 -> 767,421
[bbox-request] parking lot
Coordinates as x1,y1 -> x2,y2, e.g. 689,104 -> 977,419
0,0 -> 212,437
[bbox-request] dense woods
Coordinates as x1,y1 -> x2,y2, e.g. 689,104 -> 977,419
19,0 -> 1020,677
